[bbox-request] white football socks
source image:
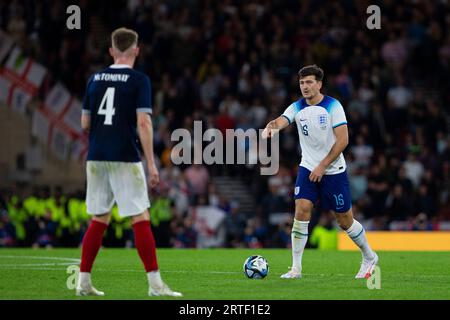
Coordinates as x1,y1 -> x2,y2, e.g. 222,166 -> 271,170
78,272 -> 91,288
147,270 -> 164,288
291,219 -> 309,272
345,219 -> 375,260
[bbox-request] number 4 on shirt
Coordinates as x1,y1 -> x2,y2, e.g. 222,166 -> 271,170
98,87 -> 116,125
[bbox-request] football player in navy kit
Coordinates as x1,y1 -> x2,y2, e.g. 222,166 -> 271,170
76,28 -> 181,297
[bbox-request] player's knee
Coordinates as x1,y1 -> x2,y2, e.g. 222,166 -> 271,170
92,213 -> 111,225
131,210 -> 150,224
337,219 -> 350,230
295,200 -> 313,218
335,211 -> 353,230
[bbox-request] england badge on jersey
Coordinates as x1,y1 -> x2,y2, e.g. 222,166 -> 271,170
318,114 -> 328,130
295,187 -> 300,195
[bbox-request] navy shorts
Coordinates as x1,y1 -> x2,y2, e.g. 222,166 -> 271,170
294,166 -> 352,213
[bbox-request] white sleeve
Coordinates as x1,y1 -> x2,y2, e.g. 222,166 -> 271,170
281,102 -> 299,124
330,100 -> 347,128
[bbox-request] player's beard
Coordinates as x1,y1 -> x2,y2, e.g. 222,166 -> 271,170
303,91 -> 314,99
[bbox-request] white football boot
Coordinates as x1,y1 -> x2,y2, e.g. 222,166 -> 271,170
76,284 -> 105,296
355,252 -> 379,279
76,273 -> 105,296
280,267 -> 302,279
149,283 -> 183,297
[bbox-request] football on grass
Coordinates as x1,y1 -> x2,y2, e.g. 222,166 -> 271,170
243,255 -> 269,279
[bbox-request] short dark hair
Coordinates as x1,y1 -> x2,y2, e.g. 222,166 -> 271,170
111,27 -> 138,52
298,65 -> 324,81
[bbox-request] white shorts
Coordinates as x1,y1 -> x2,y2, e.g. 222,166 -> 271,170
86,161 -> 150,217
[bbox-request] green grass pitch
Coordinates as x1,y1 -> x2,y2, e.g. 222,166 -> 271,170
1,248 -> 449,300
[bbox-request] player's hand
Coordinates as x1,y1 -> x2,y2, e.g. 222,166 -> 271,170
262,120 -> 277,139
309,163 -> 326,183
148,163 -> 160,189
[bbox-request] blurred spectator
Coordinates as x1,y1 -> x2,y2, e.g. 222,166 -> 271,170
184,164 -> 210,197
259,175 -> 290,218
33,210 -> 57,248
248,98 -> 267,128
351,135 -> 374,169
160,166 -> 190,216
397,166 -> 414,195
215,104 -> 236,135
207,183 -> 220,207
309,212 -> 338,250
271,220 -> 292,248
403,153 -> 424,188
219,93 -> 243,120
224,202 -> 247,247
348,165 -> 369,202
172,215 -> 197,248
415,184 -> 437,217
0,212 -> 16,247
381,31 -> 408,70
243,217 -> 267,248
437,198 -> 450,221
150,187 -> 175,248
412,213 -> 433,231
367,165 -> 389,218
334,66 -> 353,101
385,184 -> 414,221
387,77 -> 413,110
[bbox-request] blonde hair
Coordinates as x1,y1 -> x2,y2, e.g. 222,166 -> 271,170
111,27 -> 138,52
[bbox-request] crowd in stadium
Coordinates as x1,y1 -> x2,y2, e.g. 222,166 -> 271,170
0,183 -> 294,248
1,0 -> 450,248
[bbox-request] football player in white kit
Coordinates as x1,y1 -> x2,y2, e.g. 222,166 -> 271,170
263,65 -> 378,279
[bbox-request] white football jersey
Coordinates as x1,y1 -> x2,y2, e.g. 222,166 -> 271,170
282,95 -> 348,175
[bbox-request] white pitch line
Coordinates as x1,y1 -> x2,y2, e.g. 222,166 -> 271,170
0,266 -> 70,271
0,255 -> 80,263
0,263 -> 78,267
0,255 -> 80,269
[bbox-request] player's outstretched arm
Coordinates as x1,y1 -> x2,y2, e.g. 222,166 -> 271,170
262,116 -> 289,139
137,112 -> 159,188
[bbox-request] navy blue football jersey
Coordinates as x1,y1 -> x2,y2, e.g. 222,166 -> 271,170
82,65 -> 152,162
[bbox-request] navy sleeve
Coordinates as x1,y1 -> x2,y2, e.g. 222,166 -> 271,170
136,75 -> 152,114
82,76 -> 93,115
